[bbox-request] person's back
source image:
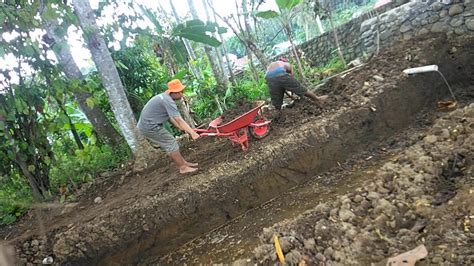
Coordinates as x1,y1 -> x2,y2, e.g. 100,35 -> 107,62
264,58 -> 328,112
265,61 -> 291,78
138,92 -> 180,133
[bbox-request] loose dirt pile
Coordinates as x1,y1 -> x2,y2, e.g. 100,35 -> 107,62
220,100 -> 256,124
252,103 -> 474,265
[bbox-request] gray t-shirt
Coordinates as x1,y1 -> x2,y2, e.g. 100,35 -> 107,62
137,93 -> 181,132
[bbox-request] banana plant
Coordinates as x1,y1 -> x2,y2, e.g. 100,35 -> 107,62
255,0 -> 306,79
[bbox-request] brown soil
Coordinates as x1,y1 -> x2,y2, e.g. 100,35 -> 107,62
220,100 -> 256,124
251,103 -> 474,265
1,34 -> 473,265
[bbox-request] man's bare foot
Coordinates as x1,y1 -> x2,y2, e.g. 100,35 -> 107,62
317,95 -> 329,103
179,165 -> 198,174
185,161 -> 198,167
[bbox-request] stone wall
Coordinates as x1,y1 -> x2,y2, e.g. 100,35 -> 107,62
294,0 -> 474,67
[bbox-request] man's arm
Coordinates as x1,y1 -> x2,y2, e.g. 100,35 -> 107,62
169,116 -> 200,140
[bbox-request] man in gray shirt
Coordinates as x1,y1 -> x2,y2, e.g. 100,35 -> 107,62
138,79 -> 200,174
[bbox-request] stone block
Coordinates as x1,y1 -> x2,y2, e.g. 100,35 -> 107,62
418,28 -> 430,35
400,22 -> 413,32
431,21 -> 449,32
360,18 -> 376,32
454,27 -> 465,35
387,12 -> 398,23
411,19 -> 421,27
380,30 -> 393,40
448,4 -> 464,16
360,30 -> 374,40
440,9 -> 448,18
450,17 -> 464,27
464,10 -> 474,17
428,14 -> 441,23
430,2 -> 445,12
466,18 -> 474,30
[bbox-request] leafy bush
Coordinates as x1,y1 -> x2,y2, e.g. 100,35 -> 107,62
227,70 -> 269,104
49,143 -> 131,194
0,173 -> 31,225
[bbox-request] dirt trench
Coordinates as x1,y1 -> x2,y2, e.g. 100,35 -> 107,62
11,35 -> 474,265
249,102 -> 473,265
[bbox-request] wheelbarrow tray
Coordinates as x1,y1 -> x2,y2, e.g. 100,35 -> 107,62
194,102 -> 271,151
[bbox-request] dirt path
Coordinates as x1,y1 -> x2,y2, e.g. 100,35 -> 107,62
2,35 -> 473,265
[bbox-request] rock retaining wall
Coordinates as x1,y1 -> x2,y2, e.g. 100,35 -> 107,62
293,0 -> 474,67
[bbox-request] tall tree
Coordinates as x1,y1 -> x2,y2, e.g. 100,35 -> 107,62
167,0 -> 202,80
209,0 -> 237,86
42,19 -> 123,148
208,0 -> 270,68
187,0 -> 227,113
202,0 -> 230,87
242,0 -> 261,82
72,0 -> 154,169
313,0 -> 346,65
139,3 -> 197,128
256,0 -> 306,79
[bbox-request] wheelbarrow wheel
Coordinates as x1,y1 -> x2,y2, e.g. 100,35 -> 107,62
250,119 -> 270,140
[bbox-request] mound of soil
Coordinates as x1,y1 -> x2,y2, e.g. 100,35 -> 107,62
252,103 -> 474,265
220,100 -> 256,124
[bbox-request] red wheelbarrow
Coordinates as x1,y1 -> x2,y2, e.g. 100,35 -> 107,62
194,102 -> 271,151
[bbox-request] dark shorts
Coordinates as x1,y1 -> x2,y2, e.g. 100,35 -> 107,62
265,74 -> 307,109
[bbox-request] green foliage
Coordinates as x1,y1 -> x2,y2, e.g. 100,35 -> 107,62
228,71 -> 269,103
304,56 -> 346,85
0,173 -> 31,225
112,36 -> 170,116
255,10 -> 280,19
0,79 -> 53,200
276,0 -> 302,10
137,4 -> 163,34
224,36 -> 246,57
187,63 -> 221,122
172,19 -> 225,47
49,143 -> 130,193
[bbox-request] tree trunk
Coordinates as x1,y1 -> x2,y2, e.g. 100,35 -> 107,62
207,0 -> 269,68
44,20 -> 123,148
247,48 -> 259,82
188,0 -> 227,113
202,0 -> 230,88
215,27 -> 237,86
284,24 -> 305,79
72,0 -> 154,170
316,15 -> 325,34
168,0 -> 203,79
241,0 -> 270,69
327,8 -> 347,66
55,98 -> 84,150
209,0 -> 237,86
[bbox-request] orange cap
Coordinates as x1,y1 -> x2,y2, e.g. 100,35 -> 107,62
166,79 -> 186,93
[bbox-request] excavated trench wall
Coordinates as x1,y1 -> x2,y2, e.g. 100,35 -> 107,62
83,38 -> 473,265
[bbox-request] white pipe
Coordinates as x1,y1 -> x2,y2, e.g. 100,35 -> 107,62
402,65 -> 456,101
